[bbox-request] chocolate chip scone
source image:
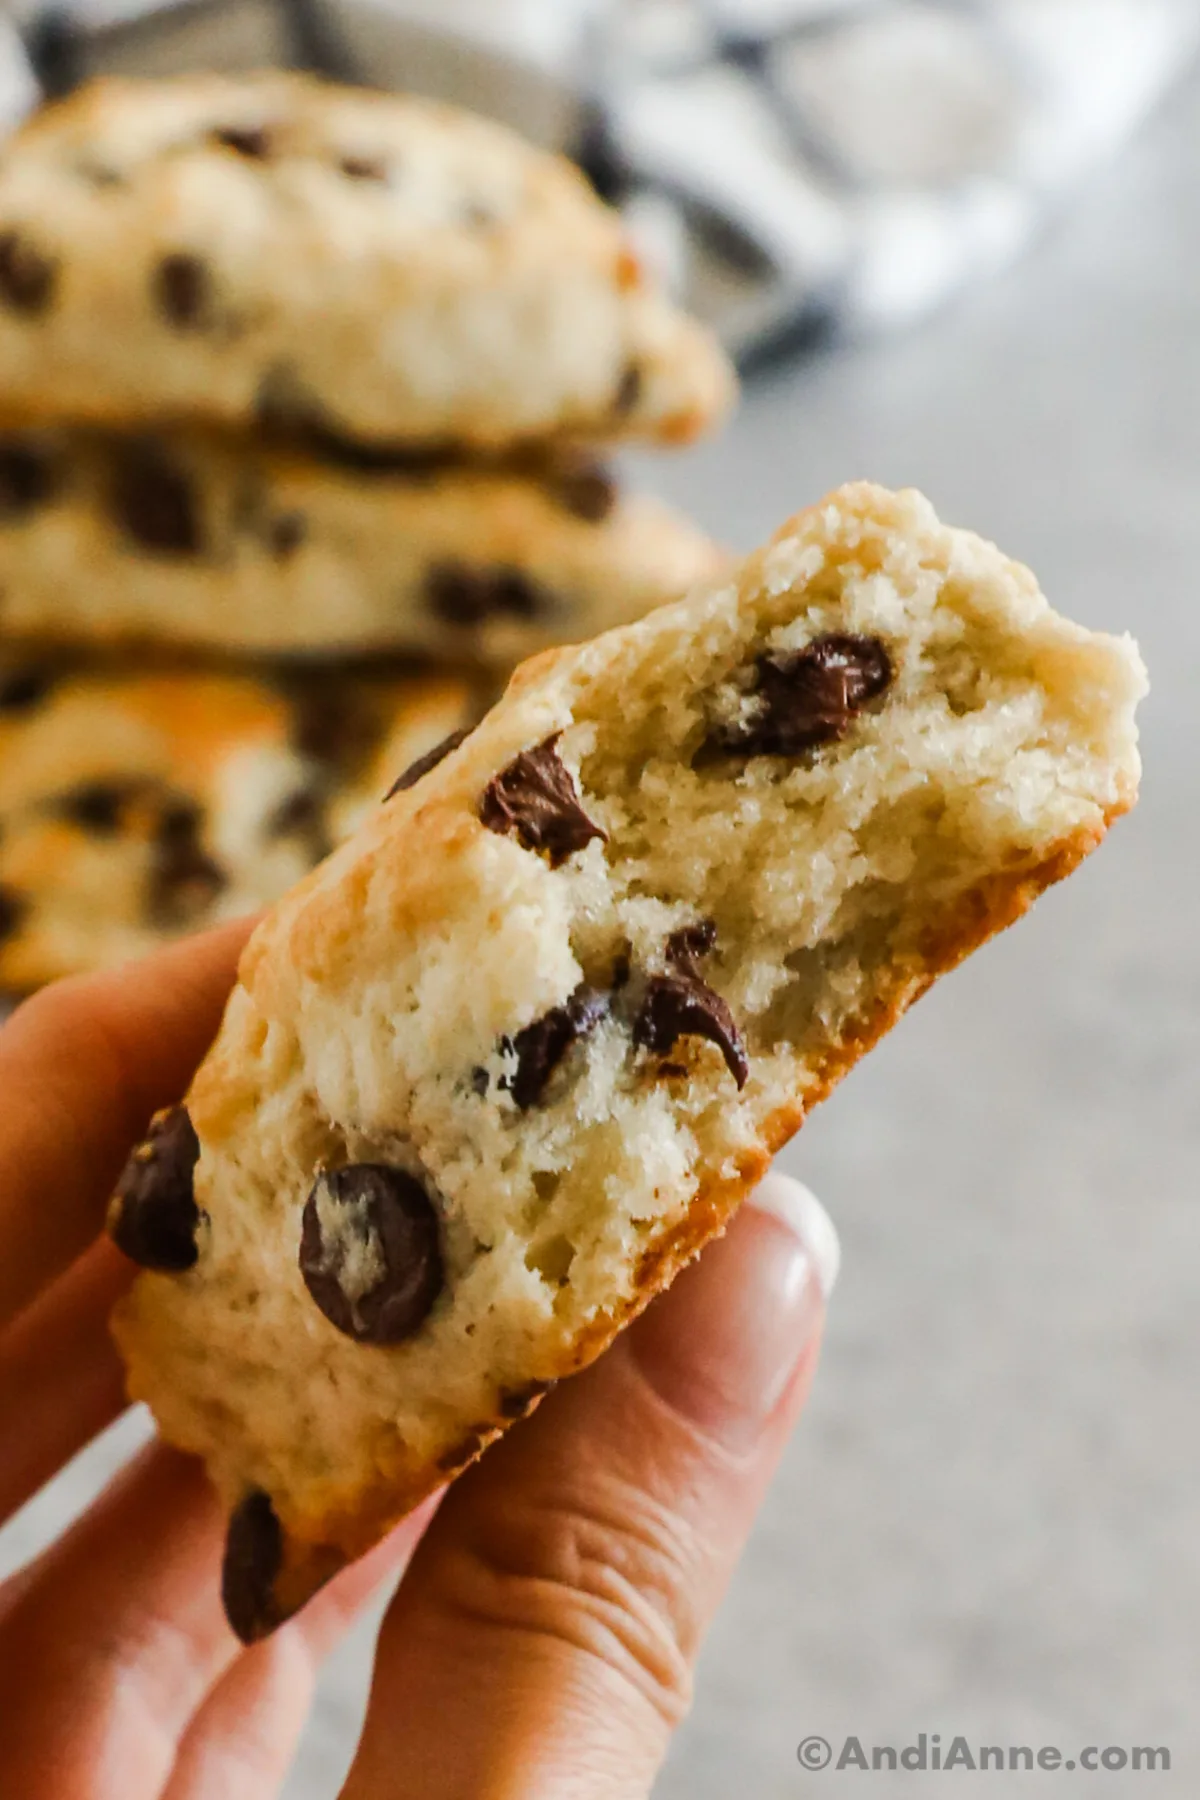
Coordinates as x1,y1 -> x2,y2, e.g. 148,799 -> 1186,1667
109,484 -> 1145,1640
0,660 -> 475,989
0,72 -> 733,448
0,426 -> 724,661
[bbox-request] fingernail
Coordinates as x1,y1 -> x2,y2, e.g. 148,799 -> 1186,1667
746,1173 -> 840,1301
631,1174 -> 838,1455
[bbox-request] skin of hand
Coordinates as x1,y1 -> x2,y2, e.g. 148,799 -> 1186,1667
0,919 -> 840,1800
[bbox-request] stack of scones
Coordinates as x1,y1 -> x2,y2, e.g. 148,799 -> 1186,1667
0,69 -> 734,988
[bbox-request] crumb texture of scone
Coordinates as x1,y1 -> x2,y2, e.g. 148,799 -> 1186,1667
109,483 -> 1146,1639
0,73 -> 734,447
0,661 -> 475,988
0,426 -> 725,660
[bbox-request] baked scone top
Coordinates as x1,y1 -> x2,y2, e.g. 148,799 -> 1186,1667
0,72 -> 735,447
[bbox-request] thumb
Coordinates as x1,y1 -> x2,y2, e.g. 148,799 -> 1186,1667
343,1173 -> 839,1800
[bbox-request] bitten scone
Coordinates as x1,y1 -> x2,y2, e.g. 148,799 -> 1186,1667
0,660 -> 476,989
109,484 -> 1146,1640
0,72 -> 733,448
0,427 -> 725,661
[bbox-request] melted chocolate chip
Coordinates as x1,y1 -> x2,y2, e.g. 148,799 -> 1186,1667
665,918 -> 718,976
154,252 -> 210,329
51,777 -> 145,835
149,800 -> 226,924
385,727 -> 471,798
507,984 -> 608,1109
426,563 -> 546,627
613,363 -> 642,415
0,439 -> 60,516
110,1105 -> 202,1270
222,1491 -> 284,1644
0,884 -> 25,943
0,231 -> 57,313
339,154 -> 387,182
110,440 -> 203,556
267,511 -> 306,559
634,973 -> 748,1090
300,1164 -> 443,1344
0,665 -> 54,711
211,124 -> 271,159
480,737 -> 606,868
548,459 -> 617,524
709,633 -> 893,759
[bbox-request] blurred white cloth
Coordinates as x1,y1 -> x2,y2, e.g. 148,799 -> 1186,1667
5,0 -> 1199,357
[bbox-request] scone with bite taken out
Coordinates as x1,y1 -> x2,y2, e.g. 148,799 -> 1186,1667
109,484 -> 1146,1640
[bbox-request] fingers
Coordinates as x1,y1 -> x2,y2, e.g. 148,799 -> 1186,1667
0,1239 -> 132,1527
0,1442 -> 236,1800
0,917 -> 253,1330
344,1174 -> 840,1800
0,1433 -> 434,1800
162,1504 -> 438,1800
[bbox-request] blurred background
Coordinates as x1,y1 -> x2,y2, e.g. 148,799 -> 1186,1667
0,2 -> 1198,1795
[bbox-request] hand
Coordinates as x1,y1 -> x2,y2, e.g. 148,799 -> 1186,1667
0,923 -> 838,1799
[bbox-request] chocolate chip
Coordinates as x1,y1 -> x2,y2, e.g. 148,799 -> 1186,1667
110,1105 -> 203,1271
288,686 -> 375,772
0,884 -> 25,943
154,252 -> 210,329
265,787 -> 316,833
385,727 -> 471,799
426,563 -> 546,627
0,664 -> 54,711
253,362 -> 324,438
665,918 -> 718,976
339,154 -> 387,181
75,161 -> 123,188
613,363 -> 642,415
506,984 -> 608,1109
480,736 -> 606,868
708,633 -> 893,759
0,439 -> 60,516
498,1379 -> 555,1419
110,440 -> 203,556
267,511 -> 306,559
264,786 -> 330,856
149,799 -> 226,925
300,1164 -> 444,1344
548,458 -> 617,524
51,777 -> 145,835
634,974 -> 748,1089
0,231 -> 57,313
211,124 -> 271,159
222,1491 -> 284,1644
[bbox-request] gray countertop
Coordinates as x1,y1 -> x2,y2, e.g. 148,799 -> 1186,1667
3,58 -> 1197,1800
